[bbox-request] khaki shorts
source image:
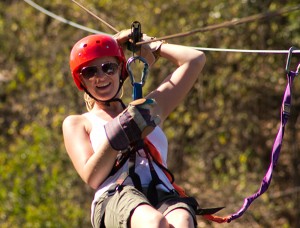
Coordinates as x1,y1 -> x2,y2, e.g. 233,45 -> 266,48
154,190 -> 196,219
92,185 -> 196,228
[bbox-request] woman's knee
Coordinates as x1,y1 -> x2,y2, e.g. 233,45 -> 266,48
165,208 -> 195,228
130,204 -> 169,228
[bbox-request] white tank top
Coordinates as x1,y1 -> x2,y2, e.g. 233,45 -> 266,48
83,112 -> 175,220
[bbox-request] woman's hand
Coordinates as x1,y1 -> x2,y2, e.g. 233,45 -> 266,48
113,30 -> 164,67
113,29 -> 132,45
104,98 -> 160,151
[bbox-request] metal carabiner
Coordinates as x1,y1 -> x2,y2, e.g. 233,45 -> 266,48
126,56 -> 149,100
297,63 -> 300,75
285,46 -> 299,74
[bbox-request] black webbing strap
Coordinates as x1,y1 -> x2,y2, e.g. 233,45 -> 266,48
128,151 -> 143,192
143,143 -> 174,205
99,183 -> 124,228
142,142 -> 225,216
157,195 -> 224,216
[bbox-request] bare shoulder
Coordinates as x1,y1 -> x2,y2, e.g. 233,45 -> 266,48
62,114 -> 91,134
63,114 -> 84,127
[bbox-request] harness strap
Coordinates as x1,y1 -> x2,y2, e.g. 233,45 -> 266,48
143,142 -> 173,205
203,64 -> 299,224
144,138 -> 188,197
99,183 -> 124,227
225,69 -> 297,222
128,151 -> 143,192
143,138 -> 226,217
99,137 -> 224,225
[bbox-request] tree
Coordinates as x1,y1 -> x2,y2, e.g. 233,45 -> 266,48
1,0 -> 299,227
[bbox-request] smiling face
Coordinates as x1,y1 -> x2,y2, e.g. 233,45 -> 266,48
79,56 -> 122,101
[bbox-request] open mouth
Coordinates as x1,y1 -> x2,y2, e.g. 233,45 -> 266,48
96,82 -> 111,89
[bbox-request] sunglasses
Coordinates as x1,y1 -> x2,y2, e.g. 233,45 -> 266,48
80,62 -> 119,79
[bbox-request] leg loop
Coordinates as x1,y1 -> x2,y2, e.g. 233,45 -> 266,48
99,184 -> 124,227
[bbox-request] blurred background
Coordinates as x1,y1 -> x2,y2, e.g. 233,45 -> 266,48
1,0 -> 300,227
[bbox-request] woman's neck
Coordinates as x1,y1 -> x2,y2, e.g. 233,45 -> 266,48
91,100 -> 124,118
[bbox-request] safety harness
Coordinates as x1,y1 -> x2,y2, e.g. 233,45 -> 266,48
97,54 -> 224,225
99,133 -> 224,223
99,47 -> 300,225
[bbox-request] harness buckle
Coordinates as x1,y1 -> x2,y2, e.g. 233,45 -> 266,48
282,103 -> 291,116
107,183 -> 123,196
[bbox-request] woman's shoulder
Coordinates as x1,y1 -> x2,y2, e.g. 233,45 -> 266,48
63,113 -> 88,125
62,113 -> 92,133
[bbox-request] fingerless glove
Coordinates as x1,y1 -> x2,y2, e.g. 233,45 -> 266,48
104,98 -> 160,151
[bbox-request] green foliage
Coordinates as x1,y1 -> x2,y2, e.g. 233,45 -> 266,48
0,122 -> 91,227
1,0 -> 300,227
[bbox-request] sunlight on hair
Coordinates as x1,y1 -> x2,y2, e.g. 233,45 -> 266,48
84,93 -> 95,111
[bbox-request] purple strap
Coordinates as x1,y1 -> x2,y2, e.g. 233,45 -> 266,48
227,69 -> 297,222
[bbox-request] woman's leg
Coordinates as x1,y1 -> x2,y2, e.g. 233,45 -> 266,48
93,185 -> 171,228
130,204 -> 169,228
165,208 -> 195,228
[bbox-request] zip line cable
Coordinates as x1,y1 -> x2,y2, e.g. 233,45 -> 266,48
24,0 -> 300,54
23,0 -> 107,35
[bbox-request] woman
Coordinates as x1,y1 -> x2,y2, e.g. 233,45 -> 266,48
63,30 -> 206,228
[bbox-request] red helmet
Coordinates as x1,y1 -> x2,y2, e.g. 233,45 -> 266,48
69,34 -> 128,90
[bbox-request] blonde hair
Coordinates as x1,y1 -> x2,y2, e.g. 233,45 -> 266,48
84,92 -> 95,111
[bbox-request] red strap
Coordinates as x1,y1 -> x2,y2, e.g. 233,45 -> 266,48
144,138 -> 187,197
144,138 -> 163,164
203,214 -> 230,223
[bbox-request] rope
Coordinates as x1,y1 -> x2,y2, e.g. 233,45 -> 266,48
136,4 -> 300,45
24,0 -> 300,54
71,0 -> 119,33
193,47 -> 300,54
